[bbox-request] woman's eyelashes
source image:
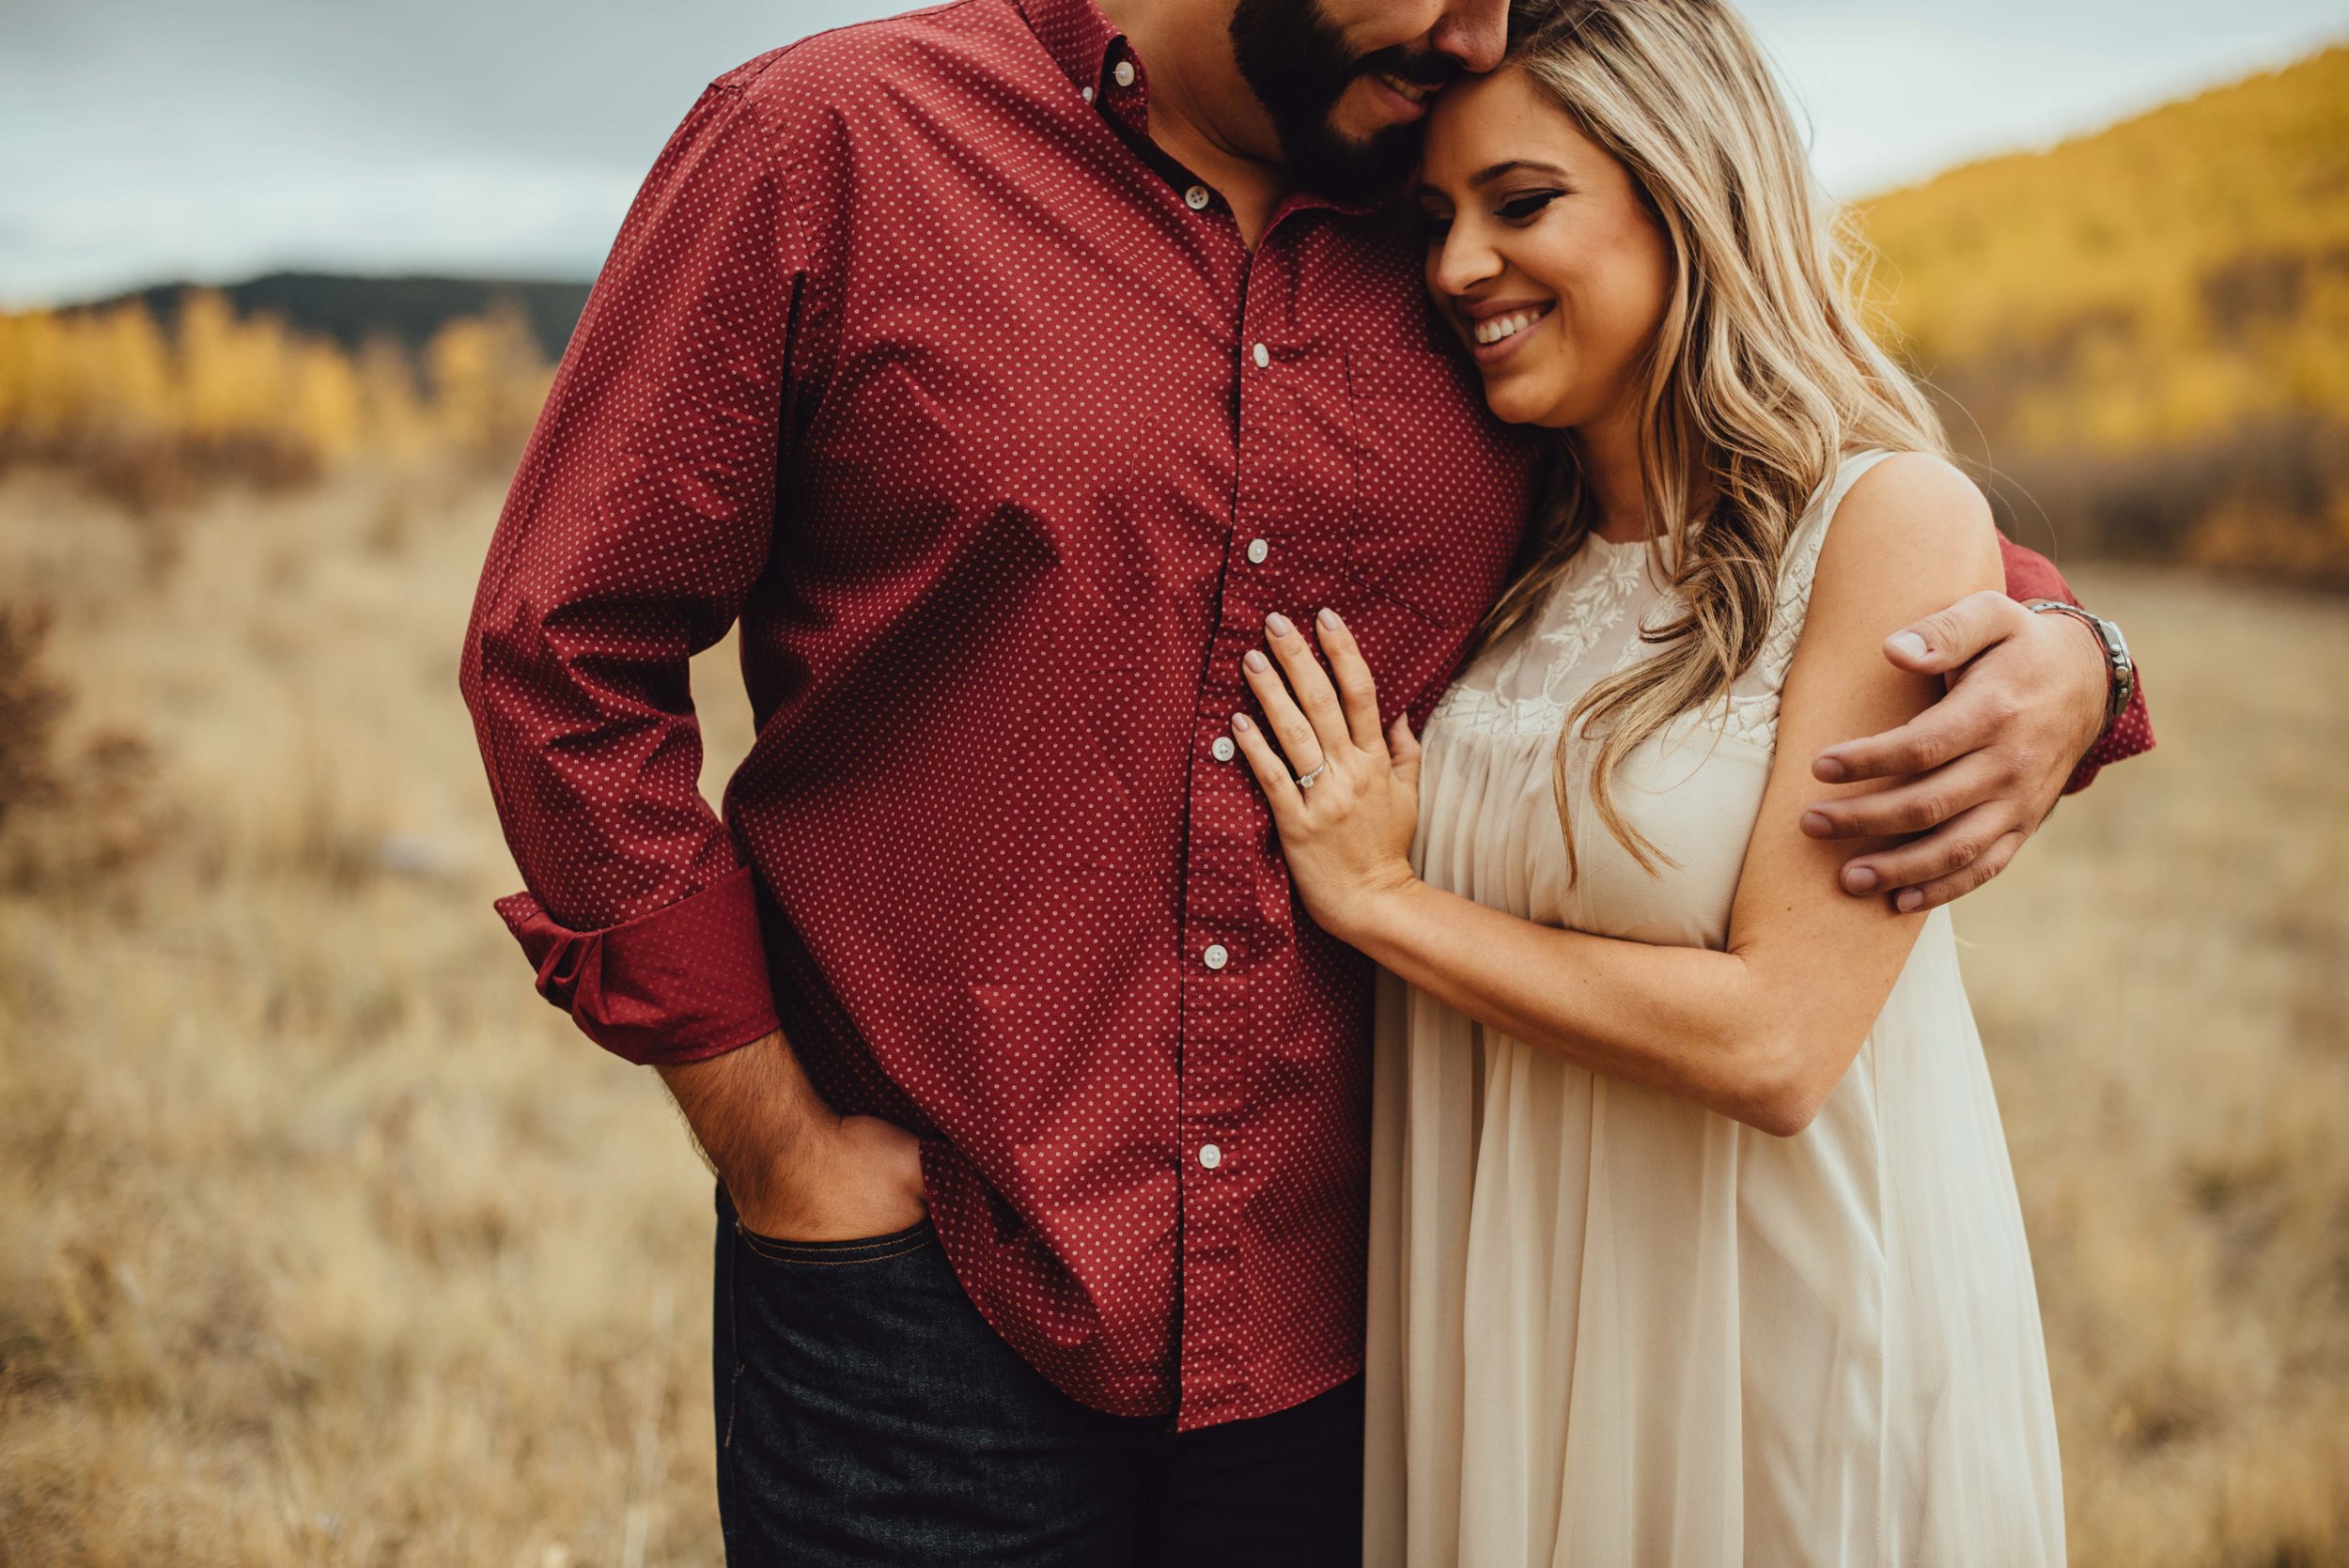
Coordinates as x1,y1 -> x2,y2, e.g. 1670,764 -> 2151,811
1496,188 -> 1564,224
1418,187 -> 1563,243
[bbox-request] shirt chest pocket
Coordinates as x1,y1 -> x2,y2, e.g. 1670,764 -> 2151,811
1342,345 -> 1531,629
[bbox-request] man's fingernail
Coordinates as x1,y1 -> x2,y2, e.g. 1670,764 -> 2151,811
1266,612 -> 1295,638
1244,650 -> 1270,673
1844,865 -> 1879,893
1813,755 -> 1848,783
1232,712 -> 1253,731
1801,811 -> 1833,838
1895,889 -> 1925,913
1889,630 -> 1931,661
1318,607 -> 1342,630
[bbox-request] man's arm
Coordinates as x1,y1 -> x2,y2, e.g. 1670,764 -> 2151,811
1799,536 -> 2154,910
459,73 -> 922,1240
658,1032 -> 925,1242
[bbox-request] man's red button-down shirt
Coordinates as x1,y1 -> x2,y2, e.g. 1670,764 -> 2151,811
460,0 -> 2151,1430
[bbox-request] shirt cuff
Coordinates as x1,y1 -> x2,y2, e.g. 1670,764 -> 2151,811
2063,678 -> 2155,795
493,864 -> 783,1066
2001,543 -> 2155,796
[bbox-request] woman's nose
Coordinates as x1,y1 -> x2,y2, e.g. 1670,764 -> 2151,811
1430,224 -> 1503,299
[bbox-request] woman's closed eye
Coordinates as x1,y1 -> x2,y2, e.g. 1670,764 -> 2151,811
1496,188 -> 1564,224
1418,189 -> 1559,242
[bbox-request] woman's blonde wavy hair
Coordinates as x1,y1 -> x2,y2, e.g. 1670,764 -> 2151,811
1482,0 -> 1948,879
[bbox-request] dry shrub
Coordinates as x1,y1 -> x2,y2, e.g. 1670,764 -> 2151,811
0,602 -> 67,829
0,596 -> 161,897
1944,411 -> 2349,583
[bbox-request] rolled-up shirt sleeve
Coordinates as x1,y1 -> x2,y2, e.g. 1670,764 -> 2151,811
1999,536 -> 2155,796
459,77 -> 801,1064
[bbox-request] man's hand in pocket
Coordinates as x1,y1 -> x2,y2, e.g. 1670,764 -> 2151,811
657,1031 -> 929,1242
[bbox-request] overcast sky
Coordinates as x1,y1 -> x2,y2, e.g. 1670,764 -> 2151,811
3,0 -> 2342,306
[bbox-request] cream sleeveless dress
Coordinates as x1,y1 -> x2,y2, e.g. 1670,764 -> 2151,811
1361,451 -> 2064,1567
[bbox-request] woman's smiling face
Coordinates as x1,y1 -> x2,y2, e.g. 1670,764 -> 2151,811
1419,66 -> 1673,430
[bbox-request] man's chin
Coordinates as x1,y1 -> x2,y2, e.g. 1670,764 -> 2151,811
1283,116 -> 1423,207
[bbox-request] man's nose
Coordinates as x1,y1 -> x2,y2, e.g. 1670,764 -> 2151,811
1430,0 -> 1509,75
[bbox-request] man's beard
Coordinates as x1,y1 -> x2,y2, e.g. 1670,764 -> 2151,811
1228,0 -> 1464,207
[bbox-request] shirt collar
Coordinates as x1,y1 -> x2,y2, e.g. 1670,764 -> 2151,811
1016,0 -> 1126,101
1014,0 -> 1407,225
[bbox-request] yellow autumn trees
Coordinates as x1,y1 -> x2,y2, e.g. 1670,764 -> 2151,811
1858,45 -> 2349,579
0,292 -> 552,508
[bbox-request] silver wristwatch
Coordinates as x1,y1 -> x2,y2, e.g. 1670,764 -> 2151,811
2024,600 -> 2135,737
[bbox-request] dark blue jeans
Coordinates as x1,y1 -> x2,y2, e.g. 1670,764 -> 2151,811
710,1186 -> 1364,1566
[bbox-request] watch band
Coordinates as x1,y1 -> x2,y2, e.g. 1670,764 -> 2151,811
2025,599 -> 2135,736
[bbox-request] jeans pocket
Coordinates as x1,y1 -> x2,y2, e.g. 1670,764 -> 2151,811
731,1217 -> 936,1266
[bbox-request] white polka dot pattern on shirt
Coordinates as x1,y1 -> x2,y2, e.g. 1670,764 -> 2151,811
459,0 -> 2150,1433
459,0 -> 1538,1432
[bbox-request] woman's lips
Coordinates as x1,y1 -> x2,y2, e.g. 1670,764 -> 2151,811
1465,303 -> 1556,368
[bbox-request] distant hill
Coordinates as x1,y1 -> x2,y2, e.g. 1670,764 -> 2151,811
1859,45 -> 2349,581
70,272 -> 594,365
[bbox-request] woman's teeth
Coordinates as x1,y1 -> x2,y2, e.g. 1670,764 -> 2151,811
1473,309 -> 1548,347
1377,72 -> 1434,103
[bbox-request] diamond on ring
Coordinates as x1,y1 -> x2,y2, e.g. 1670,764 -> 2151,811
1297,762 -> 1330,789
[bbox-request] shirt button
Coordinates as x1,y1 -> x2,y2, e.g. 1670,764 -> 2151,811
1211,736 -> 1237,762
1081,85 -> 1096,103
1203,943 -> 1229,970
1185,185 -> 1211,210
1199,1143 -> 1223,1170
1246,537 -> 1268,565
1252,342 -> 1270,369
1113,59 -> 1137,88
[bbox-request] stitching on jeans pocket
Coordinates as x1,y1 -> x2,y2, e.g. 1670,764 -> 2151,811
732,1219 -> 934,1265
723,1357 -> 743,1449
722,1219 -> 744,1449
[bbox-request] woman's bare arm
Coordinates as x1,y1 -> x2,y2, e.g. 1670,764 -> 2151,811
1231,455 -> 2003,1134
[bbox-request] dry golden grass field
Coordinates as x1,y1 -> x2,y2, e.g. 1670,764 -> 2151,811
0,460 -> 2344,1566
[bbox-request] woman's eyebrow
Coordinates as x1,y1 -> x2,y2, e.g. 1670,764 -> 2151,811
1468,159 -> 1571,188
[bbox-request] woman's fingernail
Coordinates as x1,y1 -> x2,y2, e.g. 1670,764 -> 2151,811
1844,865 -> 1879,893
1895,889 -> 1925,913
1232,712 -> 1253,731
1889,630 -> 1930,661
1800,811 -> 1833,838
1318,607 -> 1342,631
1266,612 -> 1295,638
1244,650 -> 1270,673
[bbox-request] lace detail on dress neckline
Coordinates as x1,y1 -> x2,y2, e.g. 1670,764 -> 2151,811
1430,451 -> 1897,748
1435,539 -> 1652,737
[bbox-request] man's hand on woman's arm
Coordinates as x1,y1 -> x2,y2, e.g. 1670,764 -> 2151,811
1799,590 -> 2111,912
658,1032 -> 927,1244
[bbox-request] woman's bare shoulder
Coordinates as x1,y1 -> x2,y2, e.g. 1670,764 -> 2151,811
1814,451 -> 2003,621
